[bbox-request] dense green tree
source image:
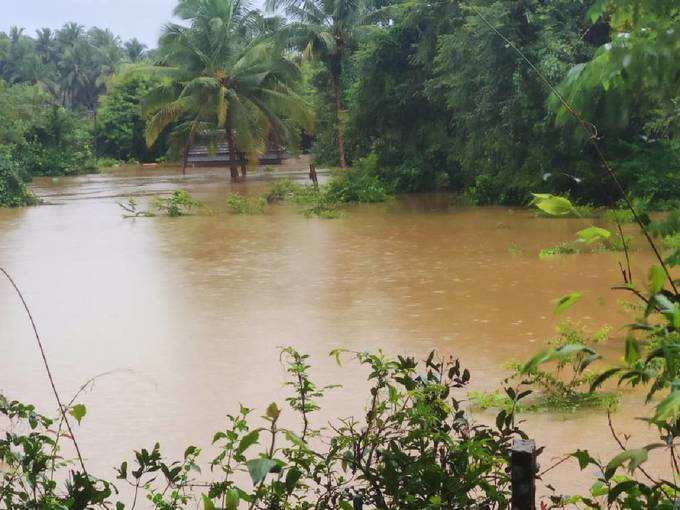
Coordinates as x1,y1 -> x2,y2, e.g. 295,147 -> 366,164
96,71 -> 165,162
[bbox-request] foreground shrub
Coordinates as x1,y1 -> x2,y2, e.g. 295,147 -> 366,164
1,349 -> 527,510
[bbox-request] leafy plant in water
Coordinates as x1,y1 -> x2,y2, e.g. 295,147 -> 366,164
473,322 -> 618,414
117,197 -> 155,218
152,190 -> 200,217
226,193 -> 266,215
525,190 -> 680,507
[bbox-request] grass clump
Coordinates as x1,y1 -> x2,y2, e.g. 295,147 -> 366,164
226,193 -> 266,214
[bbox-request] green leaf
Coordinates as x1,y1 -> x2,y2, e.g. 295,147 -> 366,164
531,193 -> 577,216
225,488 -> 240,510
624,337 -> 640,365
590,368 -> 621,392
572,450 -> 595,470
265,402 -> 280,421
285,467 -> 302,491
246,458 -> 278,485
285,430 -> 306,448
203,495 -> 216,510
654,390 -> 680,422
236,430 -> 260,455
604,445 -> 662,478
522,349 -> 553,374
577,226 -> 611,244
555,292 -> 582,315
649,265 -> 666,295
69,404 -> 87,424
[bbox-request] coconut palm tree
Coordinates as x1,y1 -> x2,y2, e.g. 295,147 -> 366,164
125,38 -> 147,63
266,0 -> 375,168
143,0 -> 312,180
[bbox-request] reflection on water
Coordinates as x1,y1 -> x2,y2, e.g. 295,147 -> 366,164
0,164 -> 670,496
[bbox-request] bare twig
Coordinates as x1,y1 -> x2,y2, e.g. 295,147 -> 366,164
0,267 -> 88,475
607,409 -> 658,485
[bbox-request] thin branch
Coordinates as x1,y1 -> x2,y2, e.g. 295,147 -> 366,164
0,267 -> 88,475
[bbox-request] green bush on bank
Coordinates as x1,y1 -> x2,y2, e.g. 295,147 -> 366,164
0,148 -> 39,207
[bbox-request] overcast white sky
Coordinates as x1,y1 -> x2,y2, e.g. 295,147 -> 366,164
1,0 -> 183,47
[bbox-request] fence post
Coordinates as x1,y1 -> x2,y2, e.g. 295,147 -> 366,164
511,439 -> 536,510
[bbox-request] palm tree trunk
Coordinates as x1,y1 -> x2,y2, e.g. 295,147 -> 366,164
181,140 -> 190,176
227,125 -> 240,182
331,73 -> 347,169
181,128 -> 196,176
240,153 -> 247,177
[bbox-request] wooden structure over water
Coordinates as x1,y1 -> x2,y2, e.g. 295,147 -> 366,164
187,142 -> 286,167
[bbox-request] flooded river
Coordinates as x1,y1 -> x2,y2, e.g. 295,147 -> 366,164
0,162 -> 672,499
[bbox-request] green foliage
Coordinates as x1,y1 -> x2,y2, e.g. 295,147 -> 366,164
263,167 -> 388,218
142,0 -> 311,178
152,189 -> 200,217
479,323 -> 619,414
0,147 -> 39,207
97,71 -> 166,163
226,193 -> 266,215
0,22 -> 147,110
539,242 -> 580,259
263,178 -> 302,203
2,348 -> 528,510
0,394 -> 113,509
324,155 -> 391,204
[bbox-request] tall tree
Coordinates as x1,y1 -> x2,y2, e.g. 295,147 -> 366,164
267,0 -> 374,168
143,0 -> 311,179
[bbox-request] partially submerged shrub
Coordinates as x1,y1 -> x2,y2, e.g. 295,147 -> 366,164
263,178 -> 302,203
473,323 -> 618,413
226,193 -> 266,214
153,189 -> 201,217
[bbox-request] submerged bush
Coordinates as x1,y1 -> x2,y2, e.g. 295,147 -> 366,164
262,161 -> 389,219
263,178 -> 302,203
472,323 -> 618,413
152,189 -> 201,217
226,193 -> 266,214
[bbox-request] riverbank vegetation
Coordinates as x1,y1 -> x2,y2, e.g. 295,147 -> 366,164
0,0 -> 677,208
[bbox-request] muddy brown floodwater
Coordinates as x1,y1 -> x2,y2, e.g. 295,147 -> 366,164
0,162 -> 673,502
